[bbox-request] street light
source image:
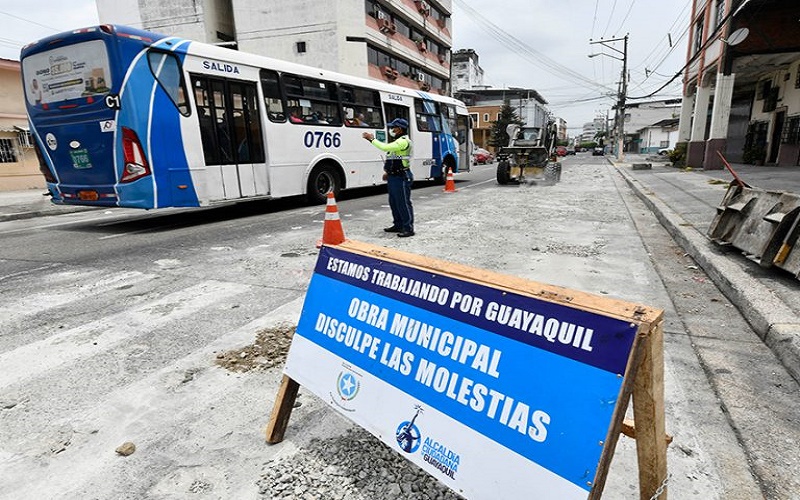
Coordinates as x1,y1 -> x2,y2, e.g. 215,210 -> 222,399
589,35 -> 628,161
588,52 -> 623,62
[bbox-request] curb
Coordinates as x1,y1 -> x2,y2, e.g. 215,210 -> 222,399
0,206 -> 99,223
615,164 -> 800,384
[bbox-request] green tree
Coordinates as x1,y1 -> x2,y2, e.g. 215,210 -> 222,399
488,102 -> 524,149
594,130 -> 607,146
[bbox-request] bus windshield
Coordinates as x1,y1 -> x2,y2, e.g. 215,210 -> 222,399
21,40 -> 112,106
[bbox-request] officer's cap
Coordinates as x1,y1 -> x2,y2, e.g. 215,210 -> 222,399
388,118 -> 409,130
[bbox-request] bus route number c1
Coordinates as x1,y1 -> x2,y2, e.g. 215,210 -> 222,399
303,131 -> 341,149
104,94 -> 121,110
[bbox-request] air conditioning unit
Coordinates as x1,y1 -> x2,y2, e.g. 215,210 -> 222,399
382,66 -> 398,80
416,73 -> 426,82
376,10 -> 387,21
379,18 -> 395,34
415,1 -> 431,15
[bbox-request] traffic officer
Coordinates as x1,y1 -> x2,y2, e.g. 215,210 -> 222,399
363,118 -> 414,237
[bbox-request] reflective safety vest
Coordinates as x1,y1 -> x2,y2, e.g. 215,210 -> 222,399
384,135 -> 411,173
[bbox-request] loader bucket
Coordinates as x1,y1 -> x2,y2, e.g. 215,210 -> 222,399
708,184 -> 800,279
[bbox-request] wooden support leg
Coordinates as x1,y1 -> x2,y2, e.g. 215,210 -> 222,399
265,375 -> 300,444
632,320 -> 668,499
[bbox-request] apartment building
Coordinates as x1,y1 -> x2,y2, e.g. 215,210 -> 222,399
451,48 -> 485,94
97,0 -> 453,95
679,0 -> 800,168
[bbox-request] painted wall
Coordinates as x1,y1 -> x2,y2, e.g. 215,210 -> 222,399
96,0 -> 142,27
0,59 -> 43,191
639,127 -> 676,153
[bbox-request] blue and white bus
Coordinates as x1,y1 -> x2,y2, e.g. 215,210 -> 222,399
20,25 -> 471,208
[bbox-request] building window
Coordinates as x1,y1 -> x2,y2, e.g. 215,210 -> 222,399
0,138 -> 17,163
296,41 -> 306,54
483,113 -> 489,122
469,113 -> 478,127
782,116 -> 800,144
714,0 -> 725,30
17,130 -> 33,148
693,17 -> 704,54
795,70 -> 800,89
760,80 -> 771,100
394,17 -> 410,38
763,87 -> 778,112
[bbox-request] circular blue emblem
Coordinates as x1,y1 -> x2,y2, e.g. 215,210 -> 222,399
395,420 -> 421,453
336,372 -> 359,401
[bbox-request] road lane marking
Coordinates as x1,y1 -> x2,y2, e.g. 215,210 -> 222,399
0,280 -> 250,391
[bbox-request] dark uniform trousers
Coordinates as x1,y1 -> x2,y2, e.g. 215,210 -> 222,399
386,168 -> 414,232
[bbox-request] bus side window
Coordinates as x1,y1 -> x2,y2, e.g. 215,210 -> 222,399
260,69 -> 286,122
414,98 -> 441,133
147,50 -> 190,116
282,73 -> 342,127
340,85 -> 383,128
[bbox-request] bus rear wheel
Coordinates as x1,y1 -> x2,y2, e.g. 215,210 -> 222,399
306,164 -> 341,204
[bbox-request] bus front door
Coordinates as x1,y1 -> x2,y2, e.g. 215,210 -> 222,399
228,81 -> 267,198
195,76 -> 267,202
383,102 -> 413,172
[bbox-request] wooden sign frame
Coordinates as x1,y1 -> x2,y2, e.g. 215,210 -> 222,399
266,240 -> 668,499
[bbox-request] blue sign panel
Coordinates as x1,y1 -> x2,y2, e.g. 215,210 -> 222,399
290,246 -> 639,495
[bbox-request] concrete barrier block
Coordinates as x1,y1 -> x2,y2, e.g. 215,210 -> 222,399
632,163 -> 652,170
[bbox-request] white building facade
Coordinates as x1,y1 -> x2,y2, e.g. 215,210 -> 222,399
96,0 -> 453,95
451,49 -> 484,93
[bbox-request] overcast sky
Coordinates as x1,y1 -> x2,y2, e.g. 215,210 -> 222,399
2,0 -> 689,131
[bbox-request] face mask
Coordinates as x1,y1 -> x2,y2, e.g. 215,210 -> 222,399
389,128 -> 397,138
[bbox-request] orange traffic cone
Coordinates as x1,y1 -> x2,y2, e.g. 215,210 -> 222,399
317,191 -> 346,248
443,167 -> 457,192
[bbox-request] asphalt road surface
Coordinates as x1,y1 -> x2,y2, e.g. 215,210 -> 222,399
1,155 -> 797,499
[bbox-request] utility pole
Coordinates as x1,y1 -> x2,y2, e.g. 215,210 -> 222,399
589,34 -> 628,161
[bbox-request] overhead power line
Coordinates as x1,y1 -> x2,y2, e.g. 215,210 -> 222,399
0,10 -> 60,32
452,0 -> 616,95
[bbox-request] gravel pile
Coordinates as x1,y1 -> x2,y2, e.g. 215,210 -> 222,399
256,427 -> 464,500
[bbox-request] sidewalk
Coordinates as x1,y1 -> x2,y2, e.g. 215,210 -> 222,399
0,188 -> 99,222
614,154 -> 800,384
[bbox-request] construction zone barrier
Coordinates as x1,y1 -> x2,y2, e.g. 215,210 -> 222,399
443,167 -> 457,192
708,183 -> 800,279
316,191 -> 346,248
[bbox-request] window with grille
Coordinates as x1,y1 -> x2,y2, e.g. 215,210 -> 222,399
714,0 -> 725,30
782,116 -> 800,144
17,130 -> 33,148
0,138 -> 18,163
693,17 -> 704,54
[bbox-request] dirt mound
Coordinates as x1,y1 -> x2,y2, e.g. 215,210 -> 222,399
214,324 -> 295,372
